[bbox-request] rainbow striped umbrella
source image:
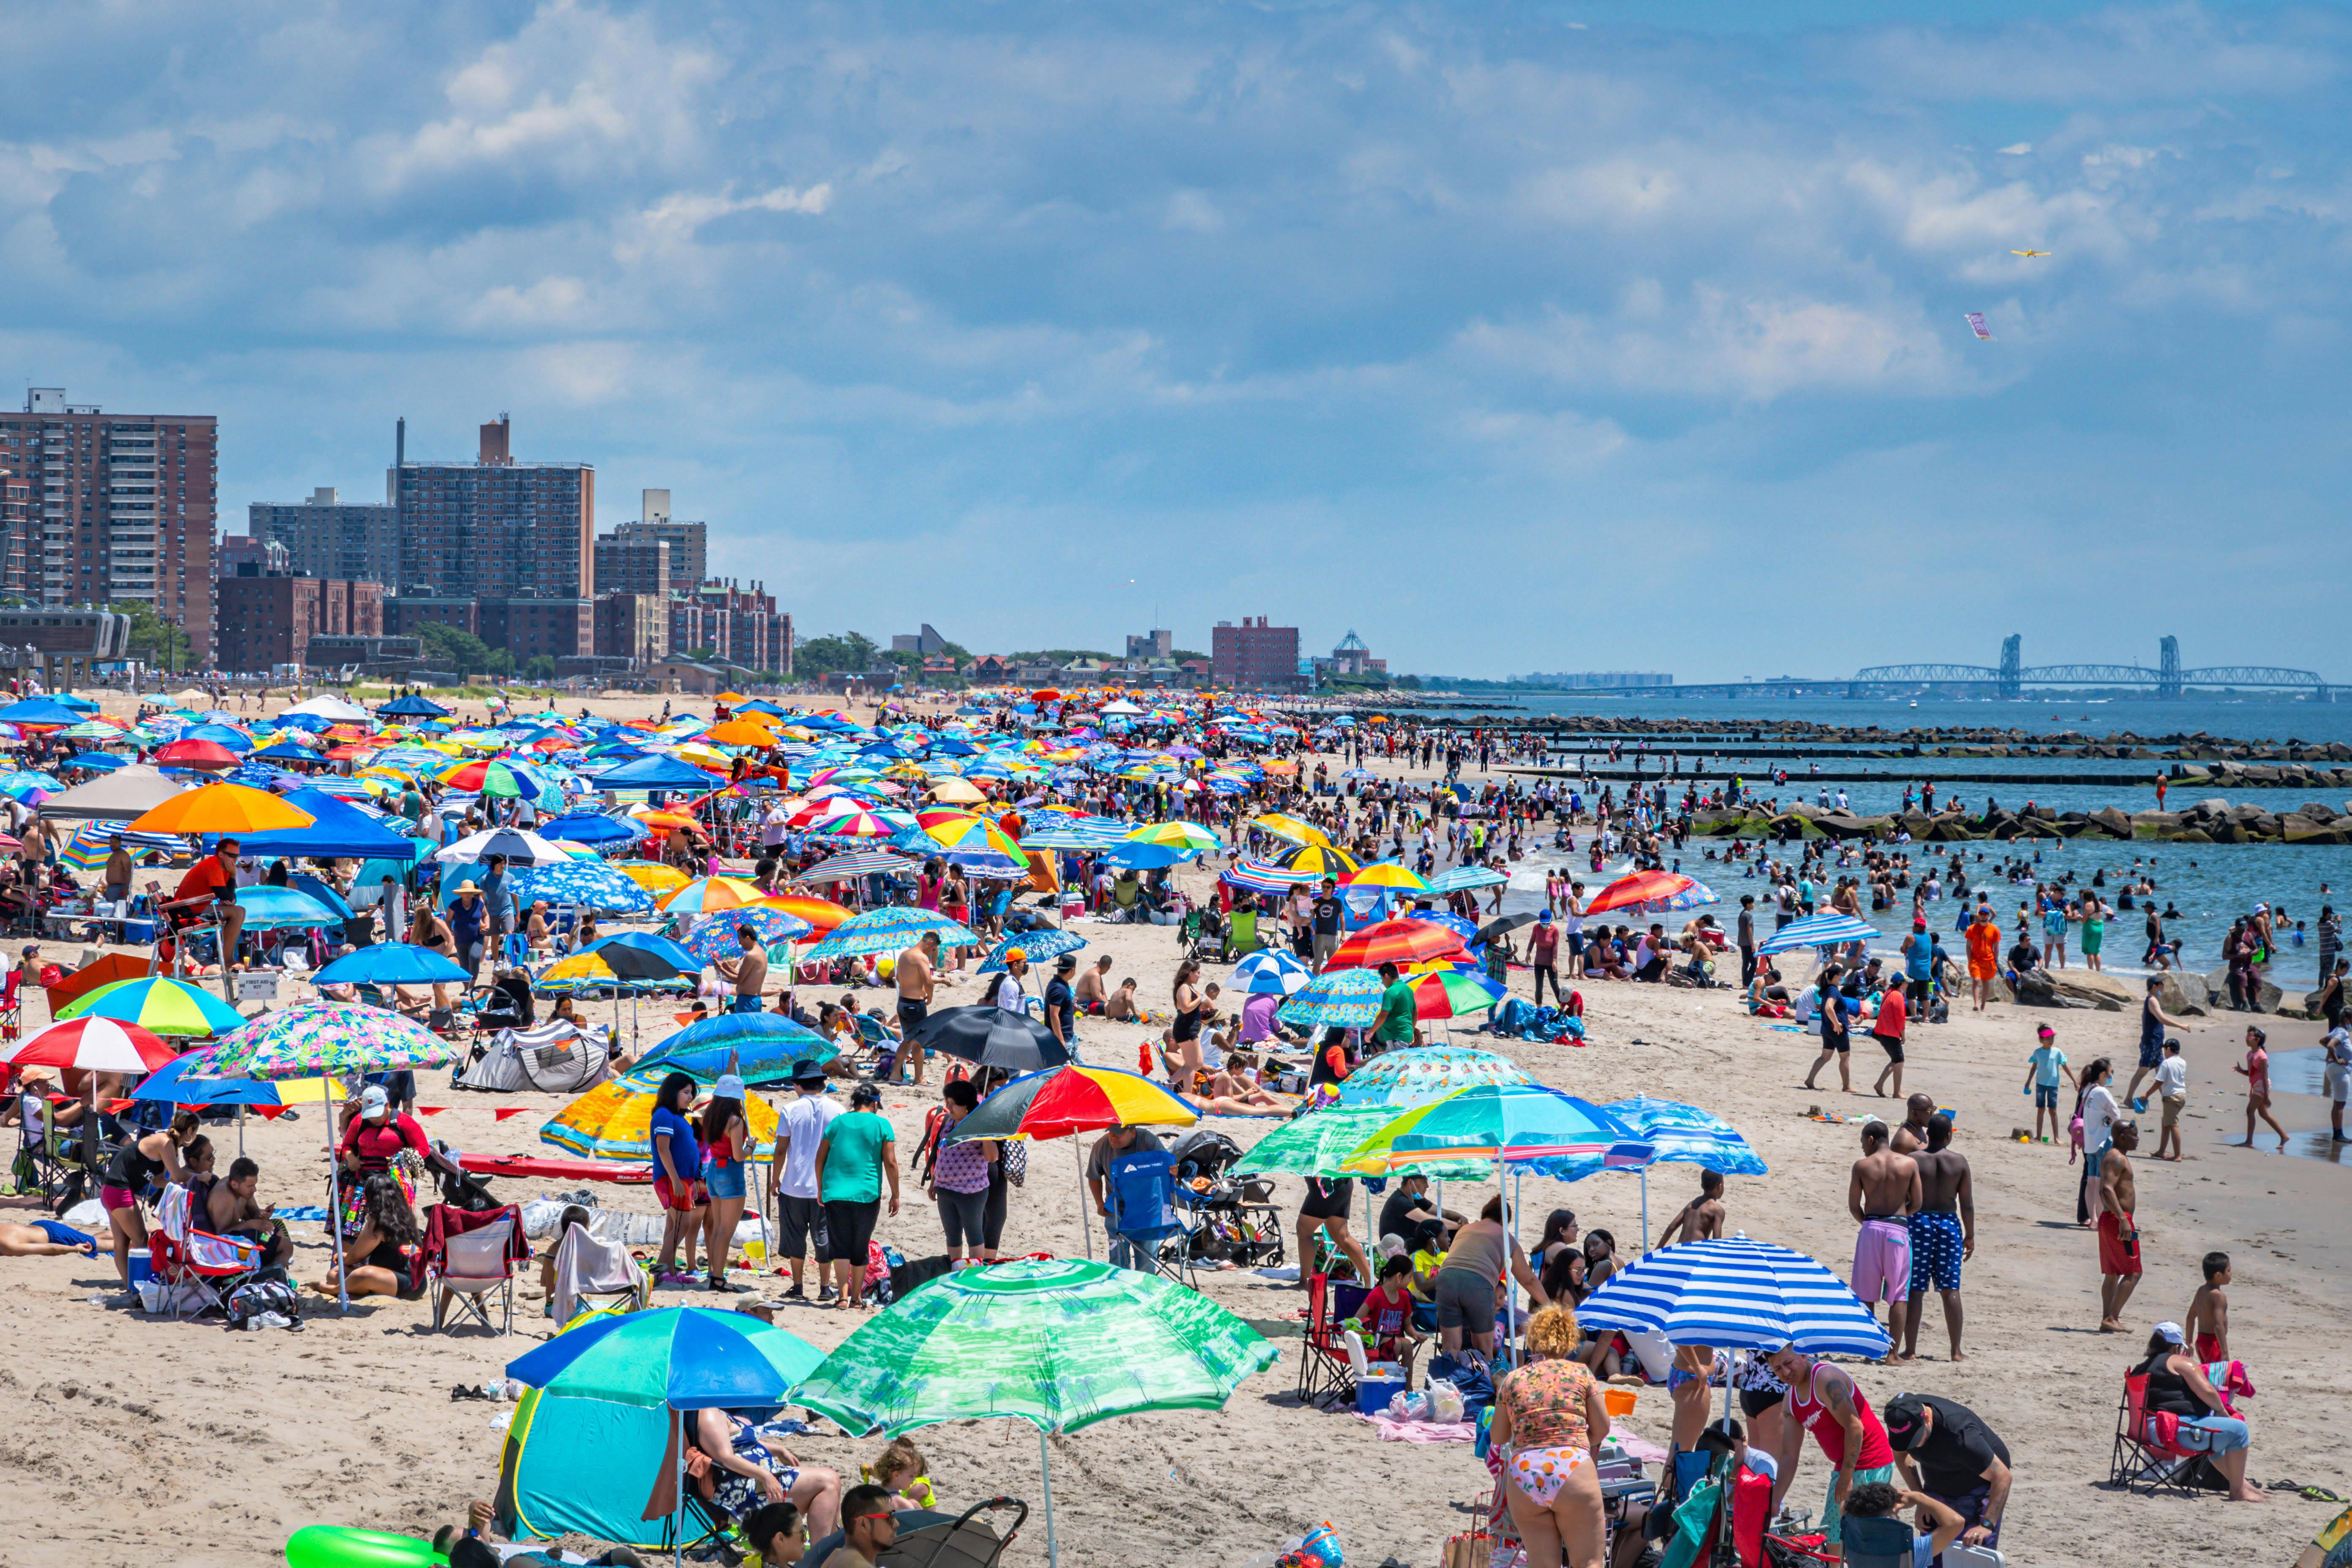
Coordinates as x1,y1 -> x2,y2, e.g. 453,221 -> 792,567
1323,918 -> 1467,972
656,876 -> 766,914
945,1064 -> 1196,1144
1339,1084 -> 1646,1176
57,977 -> 246,1036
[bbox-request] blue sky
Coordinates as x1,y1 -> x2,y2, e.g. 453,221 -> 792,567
2,1 -> 2346,679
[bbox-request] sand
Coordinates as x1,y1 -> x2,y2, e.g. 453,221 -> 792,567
4,709 -> 2348,1567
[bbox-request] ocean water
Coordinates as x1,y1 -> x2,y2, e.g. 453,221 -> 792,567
1382,692 -> 2349,990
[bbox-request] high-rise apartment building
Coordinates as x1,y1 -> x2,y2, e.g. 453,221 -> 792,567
0,387 -> 217,656
1211,615 -> 1301,691
593,536 -> 670,598
394,416 -> 593,637
610,487 -> 706,586
250,487 -> 400,584
669,578 -> 792,673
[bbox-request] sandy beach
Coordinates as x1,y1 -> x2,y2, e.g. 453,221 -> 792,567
4,700 -> 2346,1568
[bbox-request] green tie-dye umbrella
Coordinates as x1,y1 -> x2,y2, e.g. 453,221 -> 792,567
789,1258 -> 1277,1566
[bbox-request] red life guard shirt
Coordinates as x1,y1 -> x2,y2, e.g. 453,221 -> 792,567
174,855 -> 238,910
340,1112 -> 430,1172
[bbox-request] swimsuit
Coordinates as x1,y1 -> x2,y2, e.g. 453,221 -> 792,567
2097,1211 -> 2142,1276
1906,1210 -> 1963,1293
1851,1216 -> 1911,1304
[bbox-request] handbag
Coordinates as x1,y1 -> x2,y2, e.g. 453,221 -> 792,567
1002,1138 -> 1027,1187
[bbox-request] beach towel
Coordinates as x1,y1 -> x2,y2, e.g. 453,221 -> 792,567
1356,1414 -> 1476,1443
550,1221 -> 639,1327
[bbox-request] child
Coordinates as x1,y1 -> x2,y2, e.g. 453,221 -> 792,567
2153,1038 -> 2189,1161
860,1437 -> 936,1512
1364,1255 -> 1425,1383
2023,1024 -> 2076,1143
2183,1251 -> 2231,1364
2235,1025 -> 2289,1152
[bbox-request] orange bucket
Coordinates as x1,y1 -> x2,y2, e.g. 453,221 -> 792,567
1603,1387 -> 1639,1417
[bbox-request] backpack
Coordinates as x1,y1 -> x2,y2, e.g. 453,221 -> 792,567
226,1276 -> 302,1330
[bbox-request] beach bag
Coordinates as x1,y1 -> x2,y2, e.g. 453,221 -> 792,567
226,1276 -> 301,1330
1002,1138 -> 1027,1187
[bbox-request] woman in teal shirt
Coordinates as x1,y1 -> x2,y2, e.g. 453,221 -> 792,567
815,1082 -> 900,1310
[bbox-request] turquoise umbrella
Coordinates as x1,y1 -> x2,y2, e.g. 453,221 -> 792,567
790,1258 -> 1277,1566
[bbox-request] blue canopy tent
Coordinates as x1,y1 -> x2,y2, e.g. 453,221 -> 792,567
591,754 -> 725,792
212,787 -> 422,863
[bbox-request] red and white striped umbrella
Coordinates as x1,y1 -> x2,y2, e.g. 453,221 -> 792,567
0,1015 -> 181,1074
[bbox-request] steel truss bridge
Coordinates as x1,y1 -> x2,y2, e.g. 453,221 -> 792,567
1617,637 -> 2331,701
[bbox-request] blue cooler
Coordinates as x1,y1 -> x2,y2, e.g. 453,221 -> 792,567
1354,1378 -> 1406,1416
127,1248 -> 155,1287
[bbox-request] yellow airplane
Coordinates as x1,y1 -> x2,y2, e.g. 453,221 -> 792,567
2011,249 -> 2050,257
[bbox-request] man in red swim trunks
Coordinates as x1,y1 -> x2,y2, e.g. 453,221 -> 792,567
2094,1119 -> 2144,1332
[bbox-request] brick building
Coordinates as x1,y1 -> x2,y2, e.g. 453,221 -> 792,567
394,416 -> 593,604
668,578 -> 791,674
1211,615 -> 1301,692
593,536 -> 670,598
249,487 -> 400,584
594,593 -> 669,665
609,489 -> 705,585
0,387 -> 217,657
382,596 -> 480,639
215,577 -> 383,672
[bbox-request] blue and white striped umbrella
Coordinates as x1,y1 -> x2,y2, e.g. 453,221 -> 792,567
796,847 -> 917,883
1756,911 -> 1878,955
1230,949 -> 1312,996
976,927 -> 1089,974
1601,1096 -> 1770,1176
1575,1236 -> 1890,1356
800,906 -> 980,961
1222,857 -> 1317,894
1425,864 -> 1508,893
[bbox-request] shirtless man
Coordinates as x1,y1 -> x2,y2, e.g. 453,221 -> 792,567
0,1218 -> 97,1257
206,1154 -> 294,1267
1889,1093 -> 1937,1155
2095,1121 -> 2144,1332
1900,1114 -> 1973,1362
1074,954 -> 1112,1015
1849,1121 -> 1922,1358
720,926 -> 768,1014
1652,1169 -> 1727,1250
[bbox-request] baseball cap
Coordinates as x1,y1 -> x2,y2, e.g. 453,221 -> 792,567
2152,1320 -> 2186,1346
359,1085 -> 389,1115
1880,1394 -> 1929,1449
1055,953 -> 1077,971
1004,947 -> 1028,964
1538,910 -> 1553,923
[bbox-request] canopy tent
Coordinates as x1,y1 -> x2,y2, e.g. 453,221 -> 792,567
35,764 -> 187,823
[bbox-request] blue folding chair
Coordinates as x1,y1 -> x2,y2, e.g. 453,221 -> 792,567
1105,1149 -> 1193,1286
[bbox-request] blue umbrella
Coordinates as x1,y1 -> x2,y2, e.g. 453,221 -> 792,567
130,1049 -> 286,1109
62,751 -> 127,773
232,885 -> 344,930
584,931 -> 701,978
378,694 -> 451,718
802,907 -> 980,962
1096,843 -> 1197,871
1275,967 -> 1386,1028
288,874 -> 356,920
592,753 -> 724,791
1601,1096 -> 1770,1177
506,1304 -> 825,1409
679,909 -> 814,965
0,697 -> 86,726
1575,1236 -> 1891,1358
977,928 -> 1088,974
1756,911 -> 1877,956
540,812 -> 644,847
517,860 -> 658,915
314,945 -> 472,986
634,1013 -> 841,1083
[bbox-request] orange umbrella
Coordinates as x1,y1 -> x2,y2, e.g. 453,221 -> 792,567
1323,918 -> 1470,972
1582,869 -> 1697,916
705,719 -> 781,747
128,781 -> 315,836
754,893 -> 855,934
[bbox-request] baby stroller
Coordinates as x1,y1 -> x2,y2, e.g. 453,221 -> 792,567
806,1496 -> 1030,1568
1166,1128 -> 1285,1268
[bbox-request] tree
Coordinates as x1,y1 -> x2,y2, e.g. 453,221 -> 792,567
795,632 -> 882,677
525,654 -> 557,681
683,645 -> 719,663
109,600 -> 193,672
416,621 -> 491,678
1170,648 -> 1209,665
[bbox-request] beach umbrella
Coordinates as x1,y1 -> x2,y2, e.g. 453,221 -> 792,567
1425,864 -> 1508,893
1279,844 -> 1359,878
1593,1095 -> 1771,1248
1275,967 -> 1386,1028
1583,869 -> 1699,916
438,826 -> 572,866
226,885 -> 344,931
1095,842 -> 1196,871
633,1015 -> 839,1085
125,780 -> 315,836
656,876 -> 766,914
789,1258 -> 1279,1566
580,931 -> 700,978
1333,1045 -> 1536,1109
912,1004 -> 1072,1073
542,1073 -> 780,1162
912,809 -> 1030,868
1228,949 -> 1310,996
0,1016 -> 179,1074
1322,918 -> 1467,972
678,909 -> 814,966
975,928 -> 1086,974
947,1065 -> 1196,1260
1344,860 -> 1433,894
0,697 -> 88,726
1221,858 -> 1319,894
1339,1083 -> 1645,1176
202,1000 -> 465,1309
612,862 -> 694,896
514,860 -> 659,916
56,977 -> 246,1035
540,813 -> 642,848
1756,911 -> 1879,956
1575,1236 -> 1891,1358
794,848 -> 917,883
378,694 -> 451,719
312,945 -> 473,986
753,892 -> 854,934
1404,911 -> 1484,949
801,907 -> 980,963
1020,820 -> 1128,851
1121,820 -> 1219,852
1250,813 -> 1330,848
1402,968 -> 1506,1021
1236,1103 -> 1493,1182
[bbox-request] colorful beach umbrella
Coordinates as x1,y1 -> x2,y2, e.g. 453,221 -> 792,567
1274,966 -> 1386,1028
1121,821 -> 1220,852
801,907 -> 980,962
56,977 -> 247,1035
1237,1104 -> 1493,1181
1322,917 -> 1468,972
976,928 -> 1087,974
1583,869 -> 1698,916
0,1015 -> 180,1074
1332,1045 -> 1536,1109
542,1073 -> 779,1162
1402,968 -> 1506,1021
1228,949 -> 1311,996
656,876 -> 766,914
633,1012 -> 838,1083
678,909 -> 815,965
515,860 -> 660,915
1339,1083 -> 1644,1176
946,1064 -> 1196,1144
207,1001 -> 460,1080
126,781 -> 315,836
1250,813 -> 1330,848
1279,844 -> 1360,878
1756,911 -> 1879,955
507,1304 -> 824,1409
1344,860 -> 1433,894
1600,1096 -> 1770,1177
754,893 -> 854,934
1425,864 -> 1510,893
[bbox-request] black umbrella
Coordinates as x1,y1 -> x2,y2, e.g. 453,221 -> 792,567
1478,912 -> 1539,943
913,1004 -> 1073,1072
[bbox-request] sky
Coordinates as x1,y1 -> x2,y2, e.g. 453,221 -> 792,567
3,0 -> 2348,681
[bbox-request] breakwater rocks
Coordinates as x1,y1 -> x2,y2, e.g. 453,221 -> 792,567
1693,798 -> 2352,845
1385,712 -> 2352,762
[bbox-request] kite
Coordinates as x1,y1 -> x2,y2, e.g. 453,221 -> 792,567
1963,312 -> 1993,340
2011,249 -> 2050,257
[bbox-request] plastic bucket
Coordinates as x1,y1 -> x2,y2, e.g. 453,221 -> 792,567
1604,1386 -> 1639,1417
126,1247 -> 155,1287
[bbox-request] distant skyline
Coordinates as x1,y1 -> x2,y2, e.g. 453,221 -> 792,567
3,2 -> 2348,679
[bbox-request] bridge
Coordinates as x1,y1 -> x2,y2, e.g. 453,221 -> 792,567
1594,637 -> 2330,700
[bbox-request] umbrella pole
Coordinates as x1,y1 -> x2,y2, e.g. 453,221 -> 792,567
675,1412 -> 686,1568
1508,1169 -> 1521,1365
1640,1168 -> 1650,1253
326,1075 -> 349,1312
1074,1139 -> 1093,1261
1039,1427 -> 1059,1568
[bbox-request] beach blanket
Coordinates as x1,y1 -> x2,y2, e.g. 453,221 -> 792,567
458,1154 -> 652,1184
274,1205 -> 330,1223
1357,1414 -> 1477,1443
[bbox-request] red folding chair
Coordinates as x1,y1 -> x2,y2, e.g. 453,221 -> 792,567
2109,1372 -> 2205,1495
1295,1272 -> 1357,1410
151,1184 -> 264,1320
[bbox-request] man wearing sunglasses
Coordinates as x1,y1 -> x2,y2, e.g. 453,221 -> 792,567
832,1484 -> 899,1568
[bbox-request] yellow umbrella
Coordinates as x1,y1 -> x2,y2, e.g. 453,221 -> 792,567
1251,812 -> 1331,849
128,781 -> 315,836
613,862 -> 693,895
542,1074 -> 779,1162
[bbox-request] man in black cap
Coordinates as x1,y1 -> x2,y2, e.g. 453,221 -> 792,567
1043,952 -> 1079,1055
766,1059 -> 840,1301
1881,1391 -> 2012,1554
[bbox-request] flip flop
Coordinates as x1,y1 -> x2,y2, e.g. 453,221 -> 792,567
2305,1486 -> 2349,1503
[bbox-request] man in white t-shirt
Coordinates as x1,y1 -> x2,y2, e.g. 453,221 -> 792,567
768,1061 -> 844,1300
760,800 -> 792,849
2323,1026 -> 2352,1144
2153,1038 -> 2190,1160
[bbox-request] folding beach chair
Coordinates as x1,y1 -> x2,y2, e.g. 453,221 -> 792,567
1104,1149 -> 1193,1288
2107,1373 -> 2207,1496
151,1183 -> 264,1320
548,1219 -> 647,1326
0,968 -> 20,1043
430,1209 -> 521,1335
1225,909 -> 1259,959
1294,1271 -> 1367,1411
